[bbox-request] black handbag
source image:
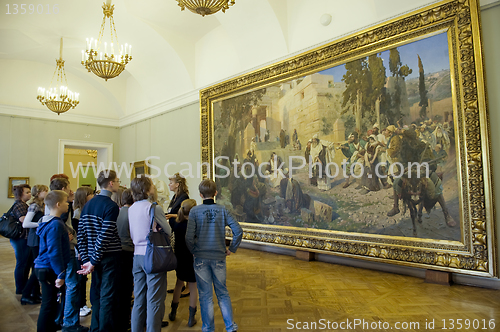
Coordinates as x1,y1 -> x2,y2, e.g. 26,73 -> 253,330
0,206 -> 23,239
144,203 -> 177,274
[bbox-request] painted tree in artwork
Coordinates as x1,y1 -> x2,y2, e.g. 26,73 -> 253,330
341,58 -> 372,132
368,53 -> 387,126
418,54 -> 428,119
388,48 -> 412,125
218,88 -> 266,160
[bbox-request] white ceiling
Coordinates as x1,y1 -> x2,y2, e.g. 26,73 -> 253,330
0,0 -> 498,126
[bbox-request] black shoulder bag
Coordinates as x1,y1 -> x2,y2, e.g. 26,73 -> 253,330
0,206 -> 23,239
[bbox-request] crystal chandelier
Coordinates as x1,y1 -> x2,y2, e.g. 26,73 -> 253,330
177,0 -> 235,17
37,38 -> 79,115
82,0 -> 132,81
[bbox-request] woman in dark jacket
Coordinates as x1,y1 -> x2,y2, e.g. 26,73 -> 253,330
167,199 -> 198,326
165,173 -> 189,224
165,173 -> 192,320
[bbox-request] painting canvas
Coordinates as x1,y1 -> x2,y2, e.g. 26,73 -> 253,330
213,32 -> 459,241
201,0 -> 496,277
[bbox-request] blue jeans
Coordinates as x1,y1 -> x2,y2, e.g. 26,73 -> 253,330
194,257 -> 237,332
63,251 -> 81,327
10,238 -> 30,294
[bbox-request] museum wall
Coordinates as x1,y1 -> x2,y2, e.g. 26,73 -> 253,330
0,115 -> 120,212
117,102 -> 201,203
481,4 -> 500,277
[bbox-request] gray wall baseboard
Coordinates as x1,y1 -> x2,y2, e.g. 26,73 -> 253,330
239,242 -> 500,290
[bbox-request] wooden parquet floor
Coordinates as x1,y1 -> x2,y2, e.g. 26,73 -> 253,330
0,237 -> 499,332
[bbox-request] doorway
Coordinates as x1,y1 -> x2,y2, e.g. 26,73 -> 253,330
58,139 -> 114,190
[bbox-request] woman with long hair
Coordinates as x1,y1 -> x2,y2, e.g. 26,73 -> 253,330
165,173 -> 190,299
168,199 -> 198,327
129,177 -> 171,332
21,184 -> 48,305
166,173 -> 189,222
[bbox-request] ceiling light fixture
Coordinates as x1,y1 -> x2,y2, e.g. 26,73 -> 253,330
82,0 -> 132,81
87,150 -> 98,158
177,0 -> 235,17
37,38 -> 79,115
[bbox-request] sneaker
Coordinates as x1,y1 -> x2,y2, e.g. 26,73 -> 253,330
79,305 -> 91,317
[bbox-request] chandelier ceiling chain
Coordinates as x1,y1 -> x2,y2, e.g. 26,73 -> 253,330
177,0 -> 236,17
37,38 -> 79,115
82,1 -> 132,81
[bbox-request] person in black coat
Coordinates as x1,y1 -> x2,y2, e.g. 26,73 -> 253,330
165,173 -> 191,298
167,199 -> 198,327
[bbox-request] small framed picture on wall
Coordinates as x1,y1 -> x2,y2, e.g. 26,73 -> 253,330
131,161 -> 149,179
8,177 -> 30,198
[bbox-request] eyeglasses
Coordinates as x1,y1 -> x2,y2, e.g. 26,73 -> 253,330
113,179 -> 121,184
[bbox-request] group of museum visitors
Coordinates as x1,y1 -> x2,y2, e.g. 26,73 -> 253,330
7,171 -> 243,332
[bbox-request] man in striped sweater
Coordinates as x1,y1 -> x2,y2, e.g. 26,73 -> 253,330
77,170 -> 121,332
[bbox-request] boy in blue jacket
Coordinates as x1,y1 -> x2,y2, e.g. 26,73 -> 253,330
186,179 -> 243,332
34,190 -> 71,332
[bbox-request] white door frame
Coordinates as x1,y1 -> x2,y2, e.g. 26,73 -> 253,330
58,139 -> 114,175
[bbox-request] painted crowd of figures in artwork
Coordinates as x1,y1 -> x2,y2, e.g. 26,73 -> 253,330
212,32 -> 461,241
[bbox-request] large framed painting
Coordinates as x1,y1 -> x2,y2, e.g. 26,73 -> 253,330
200,0 -> 496,277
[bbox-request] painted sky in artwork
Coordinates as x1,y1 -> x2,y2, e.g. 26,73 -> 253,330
320,32 -> 450,82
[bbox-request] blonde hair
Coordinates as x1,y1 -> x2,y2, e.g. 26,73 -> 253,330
28,184 -> 49,207
176,199 -> 197,223
169,173 -> 189,196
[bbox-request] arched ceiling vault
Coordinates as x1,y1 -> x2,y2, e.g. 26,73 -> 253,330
0,0 -> 498,125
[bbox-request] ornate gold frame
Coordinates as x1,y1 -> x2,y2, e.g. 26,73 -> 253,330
200,0 -> 496,277
130,161 -> 150,179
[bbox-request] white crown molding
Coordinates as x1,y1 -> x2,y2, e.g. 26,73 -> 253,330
0,104 -> 120,127
118,89 -> 200,127
481,0 -> 500,9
